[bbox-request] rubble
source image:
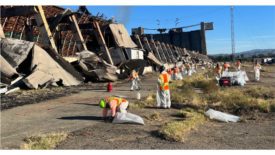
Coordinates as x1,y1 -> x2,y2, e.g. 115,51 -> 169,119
0,38 -> 83,89
75,50 -> 118,82
0,5 -> 213,93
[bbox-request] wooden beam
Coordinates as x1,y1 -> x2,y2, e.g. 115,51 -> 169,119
149,39 -> 162,63
59,23 -> 94,31
155,41 -> 168,63
132,35 -> 144,50
0,24 -> 5,38
34,5 -> 58,53
161,42 -> 172,63
166,44 -> 176,62
69,14 -> 88,51
1,6 -> 38,18
49,9 -> 72,32
93,21 -> 114,65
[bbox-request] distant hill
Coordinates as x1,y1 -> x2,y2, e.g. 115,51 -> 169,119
210,49 -> 275,58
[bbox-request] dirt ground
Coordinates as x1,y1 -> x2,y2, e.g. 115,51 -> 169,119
1,63 -> 275,149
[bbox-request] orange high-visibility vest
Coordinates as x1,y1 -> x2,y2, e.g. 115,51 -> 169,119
107,97 -> 127,107
159,73 -> 169,91
224,63 -> 230,69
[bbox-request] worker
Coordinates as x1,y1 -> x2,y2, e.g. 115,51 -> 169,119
236,60 -> 241,71
173,64 -> 182,80
180,64 -> 186,77
214,63 -> 223,79
223,62 -> 230,72
192,62 -> 197,73
167,68 -> 173,80
156,66 -> 171,109
99,96 -> 129,121
254,62 -> 262,81
186,63 -> 192,76
130,69 -> 140,91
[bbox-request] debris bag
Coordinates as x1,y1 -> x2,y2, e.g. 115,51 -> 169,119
112,112 -> 144,125
205,109 -> 240,123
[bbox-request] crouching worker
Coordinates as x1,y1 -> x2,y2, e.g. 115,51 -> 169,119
156,66 -> 171,109
99,96 -> 129,122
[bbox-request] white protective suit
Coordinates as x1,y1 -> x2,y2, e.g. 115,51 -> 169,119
254,65 -> 261,81
156,71 -> 171,108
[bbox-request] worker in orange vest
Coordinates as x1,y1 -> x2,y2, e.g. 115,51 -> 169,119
99,96 -> 129,122
214,63 -> 223,79
130,70 -> 140,91
223,62 -> 230,72
236,60 -> 241,71
156,66 -> 171,109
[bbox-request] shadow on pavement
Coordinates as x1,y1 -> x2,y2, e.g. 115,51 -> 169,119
58,116 -> 103,121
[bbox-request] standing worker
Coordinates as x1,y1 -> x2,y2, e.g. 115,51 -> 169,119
173,64 -> 182,80
99,96 -> 129,122
223,62 -> 230,72
254,62 -> 262,81
156,66 -> 171,109
236,60 -> 242,71
130,69 -> 140,91
186,63 -> 192,76
214,63 -> 223,79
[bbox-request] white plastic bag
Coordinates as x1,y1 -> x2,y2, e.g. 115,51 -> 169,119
112,112 -> 145,125
205,109 -> 240,123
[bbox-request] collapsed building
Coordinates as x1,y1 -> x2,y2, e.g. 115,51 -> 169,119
0,6 -> 212,92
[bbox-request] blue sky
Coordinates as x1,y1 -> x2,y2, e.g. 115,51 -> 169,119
63,6 -> 275,55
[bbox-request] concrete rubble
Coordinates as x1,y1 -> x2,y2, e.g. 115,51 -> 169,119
0,6 -> 213,93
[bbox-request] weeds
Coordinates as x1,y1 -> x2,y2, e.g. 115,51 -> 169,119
21,132 -> 68,150
159,108 -> 206,142
130,93 -> 156,109
146,111 -> 161,121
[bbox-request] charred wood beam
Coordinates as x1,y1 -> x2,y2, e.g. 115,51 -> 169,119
149,39 -> 162,63
49,9 -> 73,32
155,41 -> 168,63
161,43 -> 172,63
69,14 -> 88,51
0,6 -> 38,18
59,23 -> 94,31
9,16 -> 19,38
165,43 -> 176,62
131,35 -> 144,50
34,5 -> 58,53
93,21 -> 114,65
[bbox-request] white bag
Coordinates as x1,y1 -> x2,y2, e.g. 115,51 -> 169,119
112,112 -> 145,125
205,109 -> 240,123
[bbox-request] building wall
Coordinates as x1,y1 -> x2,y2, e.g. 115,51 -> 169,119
143,30 -> 207,55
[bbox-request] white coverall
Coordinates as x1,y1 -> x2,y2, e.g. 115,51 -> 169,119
156,71 -> 171,108
254,65 -> 261,81
130,71 -> 140,90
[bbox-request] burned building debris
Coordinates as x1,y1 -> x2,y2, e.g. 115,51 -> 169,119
0,5 -> 212,92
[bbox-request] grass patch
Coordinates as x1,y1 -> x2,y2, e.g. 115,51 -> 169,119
204,87 -> 275,113
146,111 -> 161,121
159,108 -> 206,142
129,94 -> 156,109
244,86 -> 275,99
21,132 -> 68,150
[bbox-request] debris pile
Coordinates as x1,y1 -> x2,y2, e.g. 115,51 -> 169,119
0,38 -> 83,92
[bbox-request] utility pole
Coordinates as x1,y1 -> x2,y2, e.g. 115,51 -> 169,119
231,6 -> 236,62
